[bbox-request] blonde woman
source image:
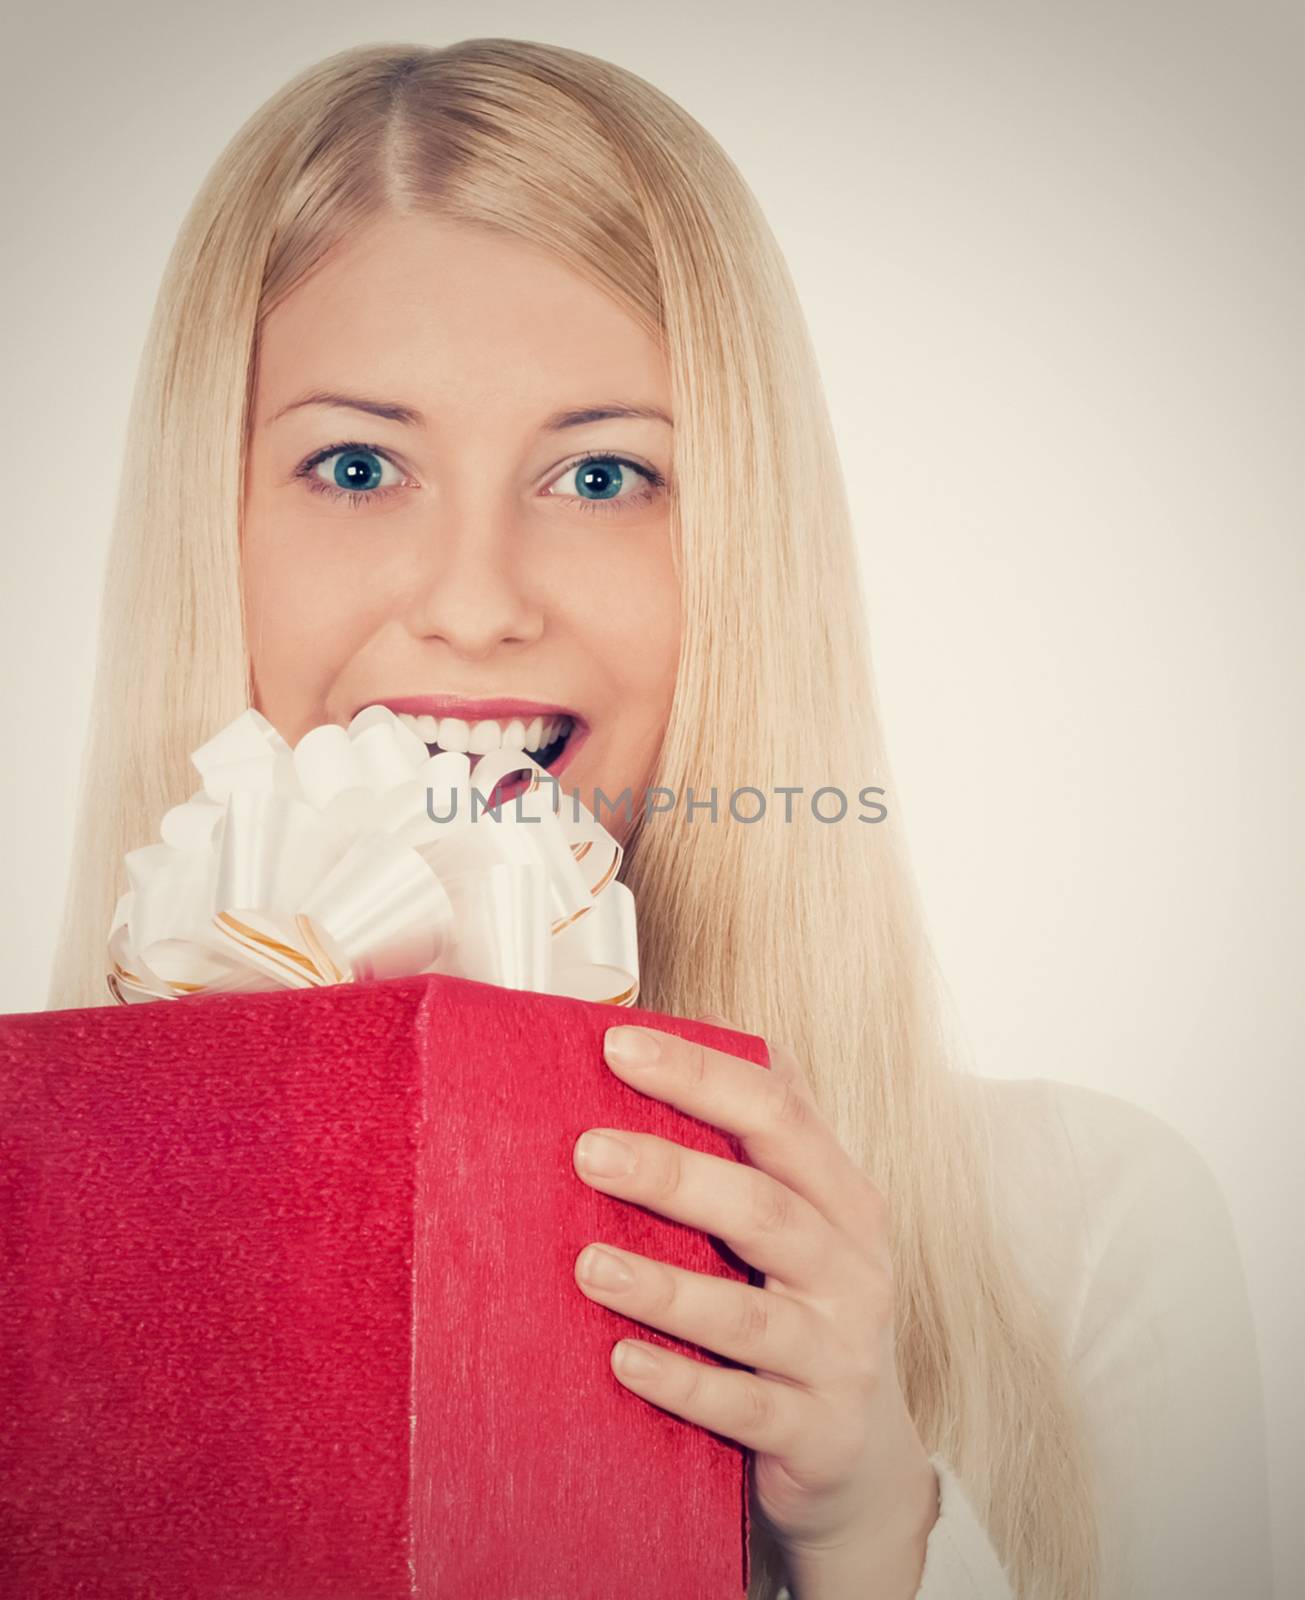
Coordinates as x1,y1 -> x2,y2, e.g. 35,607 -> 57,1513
47,38 -> 1272,1600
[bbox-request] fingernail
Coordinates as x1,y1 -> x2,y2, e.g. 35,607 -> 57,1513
614,1340 -> 662,1378
575,1130 -> 636,1177
579,1246 -> 634,1290
604,1025 -> 661,1069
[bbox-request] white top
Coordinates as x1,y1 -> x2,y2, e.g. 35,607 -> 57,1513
775,1075 -> 1274,1599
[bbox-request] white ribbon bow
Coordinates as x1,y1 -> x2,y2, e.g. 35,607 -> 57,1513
106,706 -> 639,1006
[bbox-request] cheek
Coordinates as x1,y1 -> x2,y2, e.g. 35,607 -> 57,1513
240,520 -> 386,726
612,605 -> 678,706
584,557 -> 681,736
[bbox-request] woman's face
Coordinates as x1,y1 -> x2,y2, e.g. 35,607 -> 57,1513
242,211 -> 680,838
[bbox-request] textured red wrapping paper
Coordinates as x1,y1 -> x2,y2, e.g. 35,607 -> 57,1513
0,972 -> 771,1598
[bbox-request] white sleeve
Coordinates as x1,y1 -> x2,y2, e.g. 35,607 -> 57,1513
779,1083 -> 1274,1600
913,1454 -> 1016,1597
1055,1087 -> 1275,1599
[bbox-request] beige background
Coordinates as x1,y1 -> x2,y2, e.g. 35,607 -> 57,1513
2,1 -> 1300,1591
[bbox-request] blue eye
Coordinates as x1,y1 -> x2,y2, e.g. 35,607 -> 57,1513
296,442 -> 407,507
543,452 -> 664,516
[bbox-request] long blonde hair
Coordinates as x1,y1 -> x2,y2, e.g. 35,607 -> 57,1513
47,39 -> 1101,1597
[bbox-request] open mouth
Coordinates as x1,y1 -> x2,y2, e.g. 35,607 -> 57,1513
390,710 -> 586,795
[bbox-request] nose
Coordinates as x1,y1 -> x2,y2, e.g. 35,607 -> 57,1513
401,514 -> 545,660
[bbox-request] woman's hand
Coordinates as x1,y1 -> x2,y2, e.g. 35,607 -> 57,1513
571,1017 -> 939,1587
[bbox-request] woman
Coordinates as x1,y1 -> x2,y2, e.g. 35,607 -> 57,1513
46,38 -> 1272,1599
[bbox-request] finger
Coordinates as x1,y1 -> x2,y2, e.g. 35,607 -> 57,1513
573,1124 -> 860,1296
605,1334 -> 809,1459
602,1024 -> 870,1237
760,1040 -> 821,1110
695,1016 -> 819,1116
573,1239 -> 830,1385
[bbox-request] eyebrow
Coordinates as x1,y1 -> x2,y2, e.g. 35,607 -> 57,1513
265,390 -> 673,431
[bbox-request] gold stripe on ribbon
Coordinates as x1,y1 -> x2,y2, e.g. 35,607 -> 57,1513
587,853 -> 618,897
550,902 -> 593,935
294,913 -> 350,984
601,981 -> 639,1006
214,911 -> 325,982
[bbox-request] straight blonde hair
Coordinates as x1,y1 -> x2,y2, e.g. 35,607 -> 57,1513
47,39 -> 1102,1598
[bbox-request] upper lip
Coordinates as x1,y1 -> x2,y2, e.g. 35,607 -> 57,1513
360,694 -> 585,727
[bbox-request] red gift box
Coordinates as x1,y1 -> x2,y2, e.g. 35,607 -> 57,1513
0,972 -> 769,1598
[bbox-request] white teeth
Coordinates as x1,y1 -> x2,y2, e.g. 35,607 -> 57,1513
392,710 -> 575,757
436,717 -> 469,753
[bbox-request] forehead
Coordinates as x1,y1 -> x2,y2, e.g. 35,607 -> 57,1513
252,211 -> 669,427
